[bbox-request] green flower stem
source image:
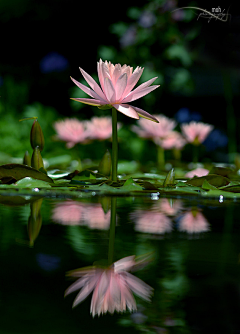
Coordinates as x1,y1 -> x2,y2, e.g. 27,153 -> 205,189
157,145 -> 165,169
108,197 -> 117,265
111,108 -> 118,182
192,144 -> 198,164
173,148 -> 181,161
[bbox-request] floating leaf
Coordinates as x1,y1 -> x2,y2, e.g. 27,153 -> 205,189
15,177 -> 51,188
187,174 -> 229,188
0,164 -> 53,183
201,179 -> 217,190
209,166 -> 238,179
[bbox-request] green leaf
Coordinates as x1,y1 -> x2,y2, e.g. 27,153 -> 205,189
14,177 -> 51,188
0,164 -> 53,184
163,168 -> 175,187
187,174 -> 229,188
201,179 -> 217,190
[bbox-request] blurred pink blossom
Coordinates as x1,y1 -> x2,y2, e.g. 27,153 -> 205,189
65,255 -> 153,316
181,121 -> 213,145
133,210 -> 172,234
157,198 -> 183,216
54,118 -> 88,148
185,167 -> 209,178
52,200 -> 84,225
154,131 -> 186,150
71,59 -> 159,122
85,116 -> 120,140
178,210 -> 210,233
132,114 -> 176,139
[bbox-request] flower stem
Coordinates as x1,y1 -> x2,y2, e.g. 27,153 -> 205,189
108,197 -> 117,265
157,145 -> 165,169
192,144 -> 198,164
111,108 -> 118,182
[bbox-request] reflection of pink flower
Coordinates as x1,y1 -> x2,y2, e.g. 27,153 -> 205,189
85,116 -> 120,140
154,131 -> 186,150
52,201 -> 110,230
83,204 -> 110,230
178,210 -> 210,233
65,255 -> 153,317
157,198 -> 183,216
133,211 -> 172,234
185,168 -> 209,178
71,59 -> 159,122
132,114 -> 176,139
54,118 -> 88,148
52,201 -> 84,225
181,121 -> 213,145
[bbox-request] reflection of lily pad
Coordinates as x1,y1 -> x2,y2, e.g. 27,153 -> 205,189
0,194 -> 43,206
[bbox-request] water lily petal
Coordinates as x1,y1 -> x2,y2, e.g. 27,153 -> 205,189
112,64 -> 122,85
70,98 -> 105,106
115,73 -> 128,101
132,77 -> 158,93
113,104 -> 139,119
104,77 -> 116,102
73,273 -> 101,308
131,106 -> 159,123
123,67 -> 144,97
122,85 -> 159,103
79,67 -> 106,101
70,77 -> 106,101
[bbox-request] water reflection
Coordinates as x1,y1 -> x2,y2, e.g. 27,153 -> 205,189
131,199 -> 210,235
64,197 -> 154,316
0,195 -> 239,332
52,200 -> 110,229
65,255 -> 153,317
178,208 -> 210,234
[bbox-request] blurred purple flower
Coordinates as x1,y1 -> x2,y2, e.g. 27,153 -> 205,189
36,253 -> 61,272
120,26 -> 137,48
40,52 -> 69,73
203,129 -> 228,152
138,11 -> 156,28
175,108 -> 202,123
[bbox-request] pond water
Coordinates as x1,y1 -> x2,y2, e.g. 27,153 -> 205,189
0,193 -> 240,334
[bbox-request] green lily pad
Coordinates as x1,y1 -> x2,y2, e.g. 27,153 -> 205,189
14,177 -> 52,188
0,164 -> 53,184
187,174 -> 229,188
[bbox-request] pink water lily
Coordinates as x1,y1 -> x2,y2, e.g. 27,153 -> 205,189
71,59 -> 159,122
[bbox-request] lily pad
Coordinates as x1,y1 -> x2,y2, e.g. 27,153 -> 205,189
187,174 -> 229,188
0,164 -> 53,184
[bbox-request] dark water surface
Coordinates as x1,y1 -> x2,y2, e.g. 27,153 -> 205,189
0,194 -> 240,334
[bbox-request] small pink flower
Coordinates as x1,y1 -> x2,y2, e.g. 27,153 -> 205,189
181,121 -> 213,145
52,200 -> 85,225
157,199 -> 183,216
132,114 -> 176,139
71,59 -> 159,122
185,167 -> 209,178
65,255 -> 153,316
154,131 -> 186,150
54,118 -> 88,148
83,204 -> 111,230
85,116 -> 120,140
133,211 -> 172,234
178,210 -> 210,233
